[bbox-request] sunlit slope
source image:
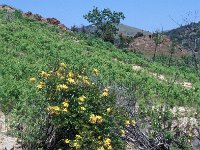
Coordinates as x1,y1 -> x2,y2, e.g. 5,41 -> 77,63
0,10 -> 199,113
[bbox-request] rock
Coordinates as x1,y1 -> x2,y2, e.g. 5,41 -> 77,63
0,111 -> 22,150
24,11 -> 33,17
58,24 -> 67,30
0,5 -> 16,13
0,111 -> 6,133
47,18 -> 60,26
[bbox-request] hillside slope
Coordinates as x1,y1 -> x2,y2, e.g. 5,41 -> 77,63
117,23 -> 151,36
0,8 -> 199,149
165,22 -> 200,52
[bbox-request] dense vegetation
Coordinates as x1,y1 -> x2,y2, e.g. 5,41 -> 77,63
165,21 -> 200,51
0,9 -> 199,149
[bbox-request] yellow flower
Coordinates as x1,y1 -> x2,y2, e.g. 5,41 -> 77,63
97,146 -> 105,150
89,114 -> 97,124
93,68 -> 99,75
125,120 -> 130,126
62,108 -> 68,112
29,77 -> 36,83
102,88 -> 109,97
104,138 -> 111,146
37,82 -> 45,90
75,135 -> 82,139
62,99 -> 69,107
77,75 -> 82,79
102,92 -> 108,97
60,76 -> 65,80
47,106 -> 60,114
78,95 -> 86,103
68,71 -> 74,78
40,71 -> 50,78
64,139 -> 70,144
89,114 -> 103,124
67,78 -> 75,84
107,145 -> 112,150
120,129 -> 125,137
56,84 -> 68,91
73,141 -> 80,149
106,108 -> 111,113
96,115 -> 103,123
60,63 -> 67,67
53,106 -> 60,111
188,133 -> 192,137
80,106 -> 86,111
83,76 -> 90,85
131,119 -> 136,126
103,88 -> 109,93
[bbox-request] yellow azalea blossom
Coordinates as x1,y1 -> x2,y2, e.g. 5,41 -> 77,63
56,84 -> 68,91
96,115 -> 103,123
64,139 -> 70,144
75,135 -> 82,139
29,77 -> 36,83
60,63 -> 67,67
132,119 -> 136,126
102,91 -> 108,97
40,71 -> 50,78
104,138 -> 111,146
62,99 -> 69,107
67,78 -> 75,84
78,95 -> 86,103
106,108 -> 111,113
80,106 -> 86,111
107,145 -> 112,150
104,88 -> 109,93
73,142 -> 80,149
37,82 -> 45,90
89,114 -> 103,124
89,114 -> 97,124
47,106 -> 60,114
53,106 -> 60,111
102,88 -> 109,96
83,76 -> 90,85
77,75 -> 82,79
68,71 -> 74,78
125,120 -> 130,126
93,68 -> 99,75
98,136 -> 102,140
97,146 -> 105,150
62,108 -> 68,112
120,129 -> 125,137
60,76 -> 65,80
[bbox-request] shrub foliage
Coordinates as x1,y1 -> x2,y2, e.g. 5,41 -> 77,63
29,63 -> 133,149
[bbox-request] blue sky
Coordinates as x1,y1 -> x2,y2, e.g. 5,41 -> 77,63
1,0 -> 200,32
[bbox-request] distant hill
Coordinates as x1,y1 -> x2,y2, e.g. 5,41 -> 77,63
165,22 -> 200,51
117,23 -> 151,36
75,23 -> 151,37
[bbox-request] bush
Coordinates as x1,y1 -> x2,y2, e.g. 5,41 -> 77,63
22,63 -> 134,149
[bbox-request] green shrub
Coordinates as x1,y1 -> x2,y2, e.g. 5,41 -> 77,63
24,63 -> 133,149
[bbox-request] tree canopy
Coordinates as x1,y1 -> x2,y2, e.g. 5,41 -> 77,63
84,7 -> 125,43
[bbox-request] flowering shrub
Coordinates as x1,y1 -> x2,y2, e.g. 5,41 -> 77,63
31,63 -> 130,149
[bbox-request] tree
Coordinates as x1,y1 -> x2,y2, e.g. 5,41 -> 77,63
83,7 -> 125,43
152,31 -> 163,61
169,12 -> 200,77
168,40 -> 177,67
